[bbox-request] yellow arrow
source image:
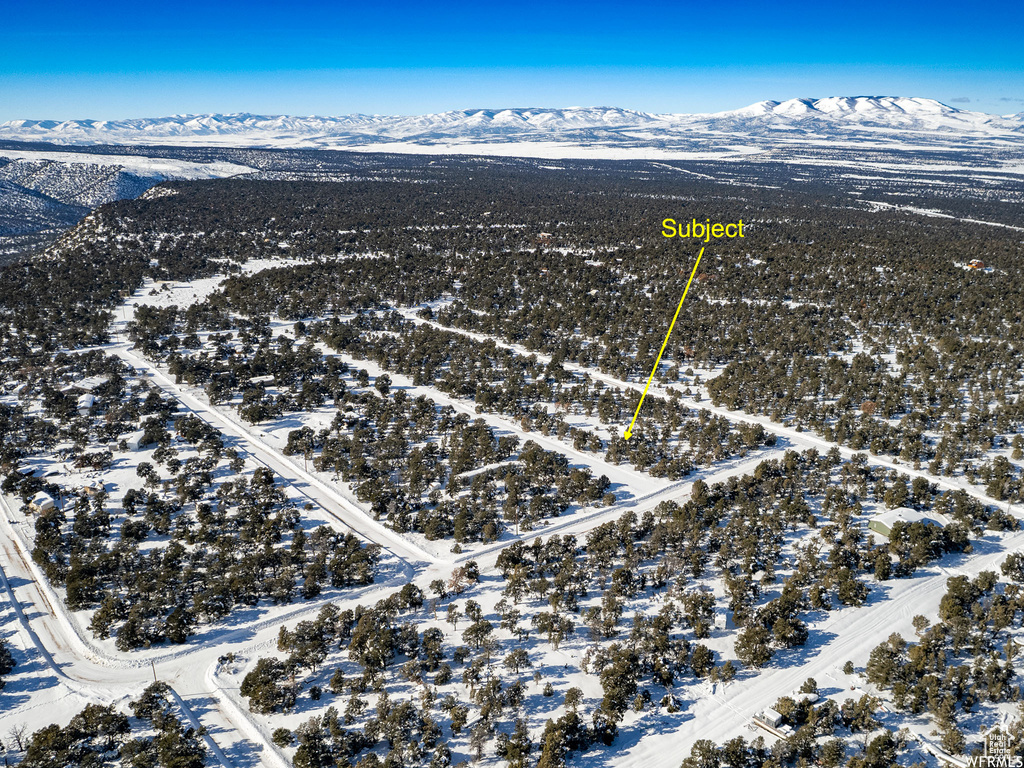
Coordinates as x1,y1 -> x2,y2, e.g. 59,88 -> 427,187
623,246 -> 704,440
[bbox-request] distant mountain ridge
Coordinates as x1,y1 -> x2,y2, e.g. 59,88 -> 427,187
2,97 -> 1022,149
3,96 -> 1023,258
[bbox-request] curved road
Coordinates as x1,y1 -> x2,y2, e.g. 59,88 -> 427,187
2,316 -> 1019,767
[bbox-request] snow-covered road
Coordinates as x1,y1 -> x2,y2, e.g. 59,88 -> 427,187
111,343 -> 438,569
2,297 -> 1019,767
402,309 -> 1020,518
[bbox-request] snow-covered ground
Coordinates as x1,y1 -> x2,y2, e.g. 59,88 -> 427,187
0,149 -> 257,181
2,260 -> 1021,767
862,199 -> 1024,231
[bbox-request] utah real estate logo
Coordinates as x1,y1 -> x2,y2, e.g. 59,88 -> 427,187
971,732 -> 1022,768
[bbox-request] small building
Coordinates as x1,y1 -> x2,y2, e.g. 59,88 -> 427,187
752,708 -> 795,738
14,465 -> 59,480
82,480 -> 105,496
967,259 -> 985,270
755,709 -> 783,728
125,430 -> 154,452
62,376 -> 110,395
77,393 -> 95,416
29,492 -> 55,514
868,507 -> 946,539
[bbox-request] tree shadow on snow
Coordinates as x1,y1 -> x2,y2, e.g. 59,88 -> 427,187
0,629 -> 62,716
772,627 -> 839,669
180,693 -> 265,768
573,708 -> 695,768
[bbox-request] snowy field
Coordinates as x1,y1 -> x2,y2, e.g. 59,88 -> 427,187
2,239 -> 1022,767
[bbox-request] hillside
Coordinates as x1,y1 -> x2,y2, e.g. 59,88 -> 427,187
1,157 -> 1023,767
0,151 -> 256,258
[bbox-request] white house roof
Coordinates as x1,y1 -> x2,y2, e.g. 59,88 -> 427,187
17,466 -> 59,479
74,375 -> 110,392
758,708 -> 783,725
871,507 -> 947,529
61,376 -> 108,394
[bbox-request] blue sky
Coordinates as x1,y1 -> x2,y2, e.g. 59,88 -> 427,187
3,0 -> 1022,119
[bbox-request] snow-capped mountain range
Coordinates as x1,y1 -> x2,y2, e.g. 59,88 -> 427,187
2,97 -> 1022,152
2,96 -> 1023,258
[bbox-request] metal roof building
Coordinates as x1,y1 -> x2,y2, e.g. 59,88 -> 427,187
868,507 -> 947,538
